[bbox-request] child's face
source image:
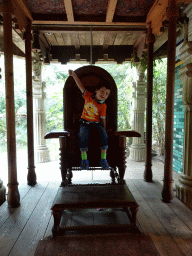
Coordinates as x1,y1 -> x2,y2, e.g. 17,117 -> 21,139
95,87 -> 110,102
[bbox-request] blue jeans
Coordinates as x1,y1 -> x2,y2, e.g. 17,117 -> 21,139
78,122 -> 108,152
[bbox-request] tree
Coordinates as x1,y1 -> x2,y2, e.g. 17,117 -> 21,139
152,58 -> 167,154
97,63 -> 134,131
42,64 -> 68,131
0,56 -> 27,152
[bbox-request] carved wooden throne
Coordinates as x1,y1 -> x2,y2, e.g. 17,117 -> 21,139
45,65 -> 141,235
45,65 -> 141,186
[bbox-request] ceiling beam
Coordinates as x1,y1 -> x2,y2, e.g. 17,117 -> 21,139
12,0 -> 33,21
146,0 -> 168,36
63,0 -> 74,23
106,0 -> 118,23
32,20 -> 147,27
104,0 -> 118,49
147,0 -> 191,36
71,33 -> 80,49
32,25 -> 147,32
50,45 -> 133,64
103,32 -> 111,49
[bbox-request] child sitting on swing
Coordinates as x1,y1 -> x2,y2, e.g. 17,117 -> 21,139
68,69 -> 111,170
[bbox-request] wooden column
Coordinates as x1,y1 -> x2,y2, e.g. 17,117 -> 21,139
24,19 -> 37,186
3,0 -> 20,207
162,0 -> 177,202
144,24 -> 155,182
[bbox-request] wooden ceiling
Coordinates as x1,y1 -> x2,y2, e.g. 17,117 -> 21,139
0,0 -> 191,64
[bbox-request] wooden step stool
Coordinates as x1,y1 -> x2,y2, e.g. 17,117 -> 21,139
51,184 -> 139,236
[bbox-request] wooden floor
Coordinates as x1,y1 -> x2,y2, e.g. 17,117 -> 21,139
1,174 -> 192,256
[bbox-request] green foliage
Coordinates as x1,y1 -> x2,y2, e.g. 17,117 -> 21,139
0,55 -> 167,156
0,56 -> 27,152
43,64 -> 68,131
97,63 -> 133,131
131,52 -> 162,71
152,58 -> 167,153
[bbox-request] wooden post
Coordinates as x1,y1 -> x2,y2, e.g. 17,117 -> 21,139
144,24 -> 155,182
162,0 -> 177,203
3,0 -> 20,207
24,19 -> 37,186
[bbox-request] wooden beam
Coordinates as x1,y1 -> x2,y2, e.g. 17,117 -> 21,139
32,20 -> 147,27
106,0 -> 118,23
104,0 -> 118,49
147,0 -> 190,36
103,32 -> 111,49
63,0 -> 74,23
32,25 -> 147,32
50,45 -> 133,64
11,0 -> 27,31
113,32 -> 126,45
70,32 -> 80,49
146,0 -> 168,36
12,0 -> 33,21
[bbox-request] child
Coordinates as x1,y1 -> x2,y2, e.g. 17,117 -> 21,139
68,69 -> 111,170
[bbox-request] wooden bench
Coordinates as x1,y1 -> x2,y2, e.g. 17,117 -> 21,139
51,184 -> 139,236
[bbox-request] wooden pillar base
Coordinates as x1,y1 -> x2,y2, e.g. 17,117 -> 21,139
118,136 -> 127,183
176,175 -> 192,210
27,166 -> 37,186
7,183 -> 20,208
144,164 -> 153,182
162,178 -> 174,203
0,179 -> 6,206
59,136 -> 69,186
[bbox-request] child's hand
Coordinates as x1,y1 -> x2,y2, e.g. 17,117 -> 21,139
68,69 -> 74,76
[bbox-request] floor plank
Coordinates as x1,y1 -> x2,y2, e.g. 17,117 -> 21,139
0,183 -> 49,256
131,179 -> 192,256
0,177 -> 192,256
0,183 -> 32,227
126,179 -> 185,256
8,182 -> 60,256
144,180 -> 192,231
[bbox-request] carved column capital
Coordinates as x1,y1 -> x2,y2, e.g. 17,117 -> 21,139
136,64 -> 146,82
179,42 -> 192,107
32,59 -> 42,81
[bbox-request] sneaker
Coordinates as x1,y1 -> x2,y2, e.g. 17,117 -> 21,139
80,159 -> 89,170
99,159 -> 110,170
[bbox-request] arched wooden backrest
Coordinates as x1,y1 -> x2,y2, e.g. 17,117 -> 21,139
63,65 -> 117,131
